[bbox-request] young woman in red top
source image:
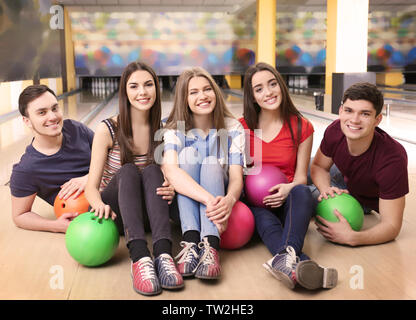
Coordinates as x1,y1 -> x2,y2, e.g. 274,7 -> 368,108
240,62 -> 337,290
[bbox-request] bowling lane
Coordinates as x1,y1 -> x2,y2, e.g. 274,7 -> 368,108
62,89 -> 111,123
88,87 -> 178,130
0,89 -> 113,185
86,92 -> 119,131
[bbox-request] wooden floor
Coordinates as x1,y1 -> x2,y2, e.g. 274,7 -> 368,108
1,175 -> 415,300
1,92 -> 416,300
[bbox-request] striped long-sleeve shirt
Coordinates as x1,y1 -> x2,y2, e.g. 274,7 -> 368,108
99,118 -> 147,191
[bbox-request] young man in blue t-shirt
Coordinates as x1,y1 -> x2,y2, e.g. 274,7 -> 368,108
10,85 -> 94,233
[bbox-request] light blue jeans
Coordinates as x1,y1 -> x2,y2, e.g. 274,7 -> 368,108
177,147 -> 227,240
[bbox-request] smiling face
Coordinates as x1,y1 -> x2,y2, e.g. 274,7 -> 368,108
126,70 -> 156,112
339,98 -> 382,142
187,76 -> 216,116
23,91 -> 63,137
251,70 -> 282,112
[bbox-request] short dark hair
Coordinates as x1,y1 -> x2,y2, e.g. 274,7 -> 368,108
18,85 -> 57,117
342,82 -> 384,116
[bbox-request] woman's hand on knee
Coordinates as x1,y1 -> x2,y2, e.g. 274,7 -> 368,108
58,175 -> 88,200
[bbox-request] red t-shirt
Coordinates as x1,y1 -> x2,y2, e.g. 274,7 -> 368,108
320,119 -> 409,211
239,115 -> 314,182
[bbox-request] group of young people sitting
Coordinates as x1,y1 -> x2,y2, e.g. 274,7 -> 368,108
10,61 -> 408,296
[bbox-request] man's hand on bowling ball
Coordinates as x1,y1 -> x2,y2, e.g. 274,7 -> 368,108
318,186 -> 349,201
56,212 -> 79,233
315,209 -> 355,246
58,175 -> 89,200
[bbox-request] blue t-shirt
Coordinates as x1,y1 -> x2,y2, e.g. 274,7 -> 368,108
10,119 -> 94,205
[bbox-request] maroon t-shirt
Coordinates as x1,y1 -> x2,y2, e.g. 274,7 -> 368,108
320,119 -> 409,212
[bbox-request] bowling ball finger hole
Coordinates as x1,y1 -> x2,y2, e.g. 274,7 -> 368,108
61,204 -> 66,208
90,216 -> 103,224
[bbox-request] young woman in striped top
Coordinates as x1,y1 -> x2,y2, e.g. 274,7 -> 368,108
85,62 -> 183,296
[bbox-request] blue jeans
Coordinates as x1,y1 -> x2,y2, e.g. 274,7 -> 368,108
177,147 -> 227,240
246,184 -> 314,261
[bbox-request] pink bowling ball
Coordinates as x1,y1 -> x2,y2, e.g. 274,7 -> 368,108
220,201 -> 255,250
245,165 -> 288,208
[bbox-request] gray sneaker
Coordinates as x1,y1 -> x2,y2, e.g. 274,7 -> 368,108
263,246 -> 299,289
295,260 -> 338,290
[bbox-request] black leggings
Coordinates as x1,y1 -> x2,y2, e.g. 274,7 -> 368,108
101,163 -> 172,249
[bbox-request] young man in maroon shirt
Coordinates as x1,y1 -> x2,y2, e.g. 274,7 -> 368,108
310,82 -> 409,246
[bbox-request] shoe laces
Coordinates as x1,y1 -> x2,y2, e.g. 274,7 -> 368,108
135,257 -> 156,281
193,237 -> 216,272
284,246 -> 299,269
175,241 -> 199,264
158,253 -> 178,276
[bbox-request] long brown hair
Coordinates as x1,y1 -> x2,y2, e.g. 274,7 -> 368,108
243,62 -> 303,147
115,61 -> 162,165
165,67 -> 234,131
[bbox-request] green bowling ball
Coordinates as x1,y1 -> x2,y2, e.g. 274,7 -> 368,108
65,212 -> 119,267
316,193 -> 364,231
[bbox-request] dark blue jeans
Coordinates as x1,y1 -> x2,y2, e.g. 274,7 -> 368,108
246,184 -> 314,261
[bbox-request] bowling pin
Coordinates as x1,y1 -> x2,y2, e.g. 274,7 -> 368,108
92,78 -> 96,96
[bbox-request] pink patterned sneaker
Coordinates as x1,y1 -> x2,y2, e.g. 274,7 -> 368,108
175,241 -> 199,277
194,237 -> 221,280
154,253 -> 184,290
131,256 -> 162,296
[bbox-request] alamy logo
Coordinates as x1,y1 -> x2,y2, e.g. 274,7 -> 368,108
49,5 -> 64,30
349,265 -> 364,290
153,122 -> 264,175
49,265 -> 64,290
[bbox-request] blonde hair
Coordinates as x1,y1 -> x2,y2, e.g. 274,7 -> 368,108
165,67 -> 234,131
